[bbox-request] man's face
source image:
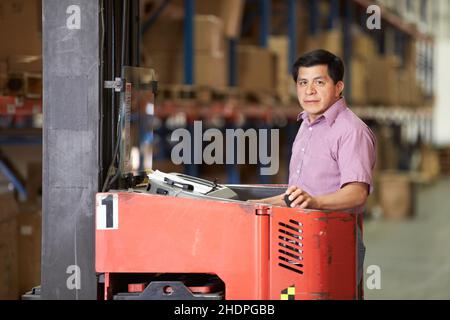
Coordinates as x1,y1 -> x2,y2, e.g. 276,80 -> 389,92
296,64 -> 344,121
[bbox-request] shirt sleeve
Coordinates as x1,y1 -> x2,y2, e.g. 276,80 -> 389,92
337,126 -> 376,194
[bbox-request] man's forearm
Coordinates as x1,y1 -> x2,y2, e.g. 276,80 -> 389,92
314,183 -> 368,211
252,183 -> 368,210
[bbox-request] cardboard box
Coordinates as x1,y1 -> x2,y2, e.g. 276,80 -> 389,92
304,30 -> 343,58
379,172 -> 413,219
144,51 -> 227,88
17,209 -> 41,296
351,58 -> 368,106
141,0 -> 244,38
0,0 -> 42,60
141,17 -> 185,52
142,15 -> 225,54
419,145 -> 440,182
320,30 -> 343,58
268,36 -> 292,104
238,45 -> 276,92
367,55 -> 401,106
194,15 -> 225,54
192,51 -> 227,88
0,192 -> 19,300
140,0 -> 184,21
398,67 -> 416,107
196,0 -> 244,38
377,125 -> 400,170
353,33 -> 378,59
404,41 -> 417,69
296,4 -> 311,54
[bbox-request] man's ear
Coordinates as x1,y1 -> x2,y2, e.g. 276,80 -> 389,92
336,81 -> 345,97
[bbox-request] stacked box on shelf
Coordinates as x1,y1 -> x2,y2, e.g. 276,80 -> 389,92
398,66 -> 424,107
350,59 -> 368,106
0,0 -> 42,61
303,30 -> 343,58
401,41 -> 427,107
419,145 -> 441,182
367,54 -> 401,106
142,15 -> 227,88
0,0 -> 42,121
142,0 -> 244,38
397,68 -> 410,107
195,0 -> 244,38
351,33 -> 377,106
295,4 -> 311,54
353,32 -> 378,60
378,171 -> 413,219
399,40 -> 413,107
237,45 -> 276,94
268,36 -> 293,105
140,0 -> 184,22
0,0 -> 42,100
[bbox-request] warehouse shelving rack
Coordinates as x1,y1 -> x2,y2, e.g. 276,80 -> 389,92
139,0 -> 435,184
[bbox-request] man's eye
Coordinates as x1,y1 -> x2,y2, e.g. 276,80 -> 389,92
316,80 -> 325,86
298,81 -> 307,86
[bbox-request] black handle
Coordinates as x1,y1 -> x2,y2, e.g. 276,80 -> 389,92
164,177 -> 194,191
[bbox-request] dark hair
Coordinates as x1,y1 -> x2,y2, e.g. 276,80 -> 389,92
292,49 -> 344,84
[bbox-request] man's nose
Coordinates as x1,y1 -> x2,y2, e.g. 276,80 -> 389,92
306,83 -> 316,95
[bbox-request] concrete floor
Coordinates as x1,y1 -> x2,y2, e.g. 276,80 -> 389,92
364,178 -> 450,299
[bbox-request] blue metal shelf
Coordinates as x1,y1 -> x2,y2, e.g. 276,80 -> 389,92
287,0 -> 297,73
0,158 -> 27,200
183,0 -> 195,85
259,0 -> 271,48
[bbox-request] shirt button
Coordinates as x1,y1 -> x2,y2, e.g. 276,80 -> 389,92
301,148 -> 305,152
297,170 -> 300,174
308,127 -> 312,131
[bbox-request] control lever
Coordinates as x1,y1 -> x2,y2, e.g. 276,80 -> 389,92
164,177 -> 194,191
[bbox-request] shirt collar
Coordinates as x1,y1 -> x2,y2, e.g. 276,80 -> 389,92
296,97 -> 347,127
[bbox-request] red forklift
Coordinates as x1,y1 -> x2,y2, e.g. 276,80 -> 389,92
94,68 -> 362,300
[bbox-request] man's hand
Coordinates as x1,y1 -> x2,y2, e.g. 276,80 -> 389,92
285,186 -> 320,209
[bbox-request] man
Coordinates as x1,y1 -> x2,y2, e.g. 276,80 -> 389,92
252,49 -> 376,287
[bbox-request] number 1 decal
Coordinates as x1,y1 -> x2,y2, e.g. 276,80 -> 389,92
96,194 -> 118,230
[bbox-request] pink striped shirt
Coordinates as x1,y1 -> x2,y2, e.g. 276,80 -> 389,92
289,98 -> 376,202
